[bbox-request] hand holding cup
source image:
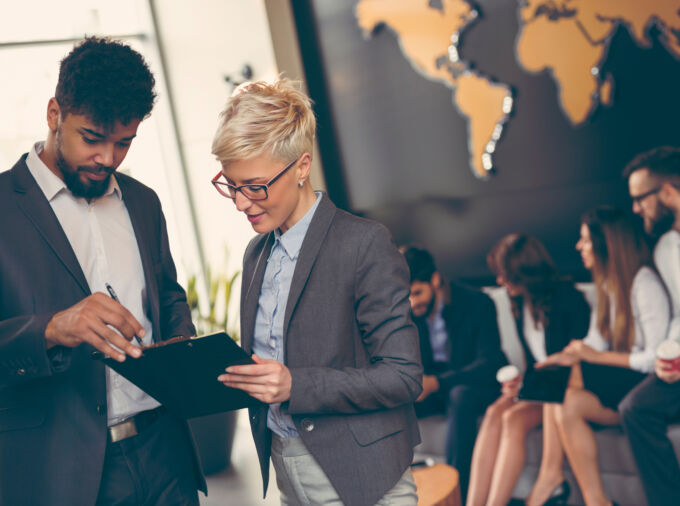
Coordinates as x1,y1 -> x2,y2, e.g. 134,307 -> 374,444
656,340 -> 680,384
496,364 -> 521,398
656,340 -> 680,371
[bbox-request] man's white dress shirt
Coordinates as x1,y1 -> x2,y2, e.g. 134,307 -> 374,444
26,142 -> 159,425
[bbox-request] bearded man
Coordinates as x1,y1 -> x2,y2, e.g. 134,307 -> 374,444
0,37 -> 205,505
619,146 -> 680,506
401,246 -> 507,501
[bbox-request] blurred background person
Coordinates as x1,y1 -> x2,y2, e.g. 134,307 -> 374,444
532,207 -> 670,506
401,245 -> 507,502
619,147 -> 680,506
467,234 -> 590,506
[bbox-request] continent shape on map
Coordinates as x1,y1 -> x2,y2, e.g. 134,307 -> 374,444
516,0 -> 680,125
356,0 -> 513,179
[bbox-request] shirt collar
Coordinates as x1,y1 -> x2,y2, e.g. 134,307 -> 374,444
274,191 -> 322,260
25,141 -> 121,202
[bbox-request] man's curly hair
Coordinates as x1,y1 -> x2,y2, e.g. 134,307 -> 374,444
55,37 -> 156,128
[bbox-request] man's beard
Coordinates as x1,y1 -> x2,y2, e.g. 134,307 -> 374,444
647,201 -> 675,238
413,291 -> 437,319
55,134 -> 114,199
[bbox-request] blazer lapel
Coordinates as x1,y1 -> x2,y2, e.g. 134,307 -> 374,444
241,233 -> 275,353
11,158 -> 90,295
515,297 -> 536,368
415,317 -> 435,373
283,194 -> 335,343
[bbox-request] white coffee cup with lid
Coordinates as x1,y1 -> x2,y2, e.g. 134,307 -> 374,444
496,364 -> 520,384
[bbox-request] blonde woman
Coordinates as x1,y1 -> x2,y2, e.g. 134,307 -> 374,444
211,79 -> 422,506
528,207 -> 670,506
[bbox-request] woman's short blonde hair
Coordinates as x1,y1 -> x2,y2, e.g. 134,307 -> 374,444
211,78 -> 316,165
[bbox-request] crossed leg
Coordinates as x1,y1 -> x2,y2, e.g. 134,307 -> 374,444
467,396 -> 542,506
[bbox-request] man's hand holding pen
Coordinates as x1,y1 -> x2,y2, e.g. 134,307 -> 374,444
45,292 -> 145,362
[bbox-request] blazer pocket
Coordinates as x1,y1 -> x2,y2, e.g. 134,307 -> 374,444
0,404 -> 46,432
348,410 -> 405,447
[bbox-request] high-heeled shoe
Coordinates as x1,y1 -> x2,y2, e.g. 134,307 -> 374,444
543,480 -> 570,505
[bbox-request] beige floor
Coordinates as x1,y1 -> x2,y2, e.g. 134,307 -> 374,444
200,410 -> 280,506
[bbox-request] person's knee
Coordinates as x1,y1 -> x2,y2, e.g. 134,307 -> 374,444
618,390 -> 636,422
559,389 -> 583,422
483,398 -> 505,421
619,386 -> 656,427
501,405 -> 530,434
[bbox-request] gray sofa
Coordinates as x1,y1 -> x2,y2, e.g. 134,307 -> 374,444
413,285 -> 680,505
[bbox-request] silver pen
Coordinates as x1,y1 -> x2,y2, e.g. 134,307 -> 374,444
105,282 -> 143,346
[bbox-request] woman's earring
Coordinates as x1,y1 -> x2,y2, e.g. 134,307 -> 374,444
298,180 -> 304,187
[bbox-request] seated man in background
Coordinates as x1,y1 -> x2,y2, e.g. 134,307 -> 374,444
619,146 -> 680,506
401,246 -> 507,501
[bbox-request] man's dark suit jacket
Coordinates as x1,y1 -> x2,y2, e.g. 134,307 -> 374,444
240,193 -> 422,506
0,155 -> 206,506
415,282 -> 508,392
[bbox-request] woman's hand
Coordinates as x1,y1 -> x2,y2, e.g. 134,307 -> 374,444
565,340 -> 599,362
536,351 -> 579,368
218,354 -> 292,404
501,375 -> 522,398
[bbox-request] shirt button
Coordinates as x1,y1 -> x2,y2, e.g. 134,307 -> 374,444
17,368 -> 26,376
301,418 -> 314,432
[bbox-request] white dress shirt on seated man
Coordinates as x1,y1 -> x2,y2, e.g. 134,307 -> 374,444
655,230 -> 680,343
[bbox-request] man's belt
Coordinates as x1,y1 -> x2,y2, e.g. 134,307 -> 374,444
108,406 -> 165,443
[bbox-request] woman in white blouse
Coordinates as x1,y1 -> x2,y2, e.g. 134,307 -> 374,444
527,207 -> 670,506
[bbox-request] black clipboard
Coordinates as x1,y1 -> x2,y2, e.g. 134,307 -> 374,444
517,365 -> 571,403
101,332 -> 261,419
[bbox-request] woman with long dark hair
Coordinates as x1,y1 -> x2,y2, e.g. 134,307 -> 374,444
527,207 -> 670,506
466,234 -> 590,506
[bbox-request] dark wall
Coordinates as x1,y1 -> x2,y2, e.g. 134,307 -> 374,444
292,0 -> 680,284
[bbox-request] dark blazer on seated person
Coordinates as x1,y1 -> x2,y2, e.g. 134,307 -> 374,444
415,282 -> 508,391
513,280 -> 591,369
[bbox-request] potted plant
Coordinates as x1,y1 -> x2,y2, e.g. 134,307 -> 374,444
185,261 -> 241,475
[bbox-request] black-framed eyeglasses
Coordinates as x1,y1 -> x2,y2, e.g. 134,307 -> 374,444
630,186 -> 661,204
211,156 -> 299,201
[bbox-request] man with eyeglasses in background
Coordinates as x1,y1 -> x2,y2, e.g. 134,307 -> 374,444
0,37 -> 204,505
619,146 -> 680,506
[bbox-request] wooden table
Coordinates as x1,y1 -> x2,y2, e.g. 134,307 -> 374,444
412,463 -> 461,506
